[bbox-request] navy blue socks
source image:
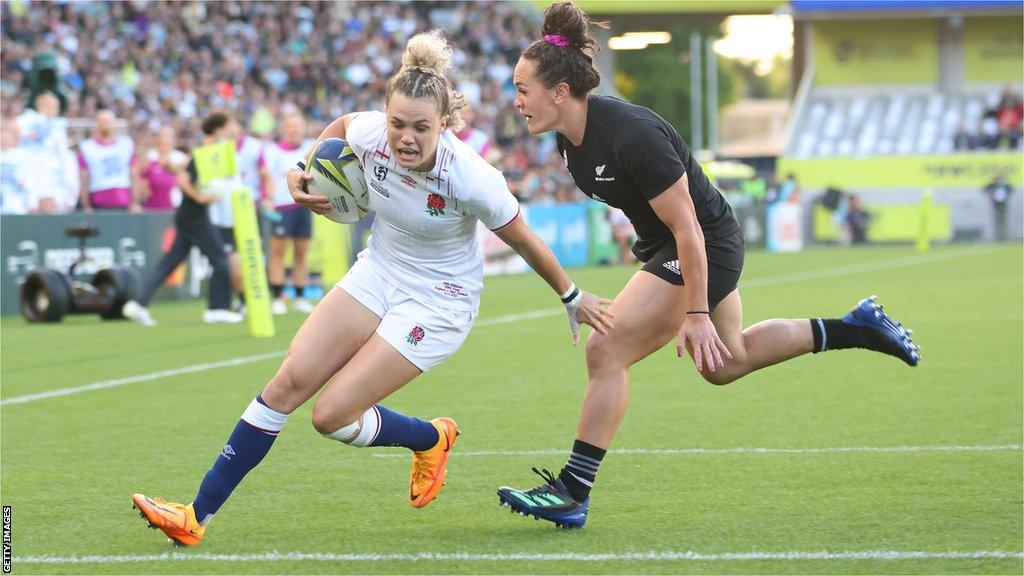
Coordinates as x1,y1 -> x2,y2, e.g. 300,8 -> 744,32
192,395 -> 286,524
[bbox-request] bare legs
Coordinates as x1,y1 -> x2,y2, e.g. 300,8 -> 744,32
577,272 -> 816,449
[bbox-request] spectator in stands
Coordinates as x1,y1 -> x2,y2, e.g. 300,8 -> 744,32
982,170 -> 1014,242
454,106 -> 493,160
0,119 -> 46,214
996,85 -> 1023,149
952,122 -> 976,151
980,112 -> 1001,150
1,1 -> 583,204
78,109 -> 140,212
139,126 -> 189,211
122,111 -> 244,326
16,90 -> 76,212
845,194 -> 871,245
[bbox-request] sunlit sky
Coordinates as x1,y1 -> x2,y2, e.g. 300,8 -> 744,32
714,14 -> 794,74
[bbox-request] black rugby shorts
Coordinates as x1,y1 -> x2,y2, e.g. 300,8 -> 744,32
640,229 -> 745,311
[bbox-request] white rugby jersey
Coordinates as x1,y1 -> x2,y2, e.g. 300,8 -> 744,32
79,136 -> 133,191
1,147 -> 41,214
346,111 -> 519,313
264,138 -> 315,208
207,171 -> 245,228
236,136 -> 265,201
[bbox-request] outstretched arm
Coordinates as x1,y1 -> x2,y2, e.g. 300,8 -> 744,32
494,213 -> 614,344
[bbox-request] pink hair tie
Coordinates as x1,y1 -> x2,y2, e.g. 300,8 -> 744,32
544,34 -> 573,48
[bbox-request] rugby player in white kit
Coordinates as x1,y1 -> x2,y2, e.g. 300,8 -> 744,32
131,30 -> 612,547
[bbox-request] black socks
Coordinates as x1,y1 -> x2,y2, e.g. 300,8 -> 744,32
558,439 -> 607,503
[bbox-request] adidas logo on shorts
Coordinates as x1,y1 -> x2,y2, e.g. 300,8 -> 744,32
662,259 -> 680,276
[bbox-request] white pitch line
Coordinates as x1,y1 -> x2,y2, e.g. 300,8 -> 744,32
1,246 -> 1002,407
739,246 -> 1002,289
14,550 -> 1024,564
0,352 -> 284,407
372,444 -> 1023,458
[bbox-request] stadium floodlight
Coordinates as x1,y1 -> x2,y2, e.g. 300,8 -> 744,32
608,36 -> 650,50
623,31 -> 672,45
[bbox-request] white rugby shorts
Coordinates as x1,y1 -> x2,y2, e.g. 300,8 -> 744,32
336,255 -> 475,372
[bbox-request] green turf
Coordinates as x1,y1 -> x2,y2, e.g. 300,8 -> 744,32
2,244 -> 1022,574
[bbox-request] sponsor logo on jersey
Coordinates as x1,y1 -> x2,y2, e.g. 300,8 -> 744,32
426,193 -> 446,216
595,164 -> 615,182
370,181 -> 389,197
374,165 -> 388,182
401,174 -> 416,188
406,325 -> 426,346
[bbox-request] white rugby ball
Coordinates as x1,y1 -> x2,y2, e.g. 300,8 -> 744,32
305,138 -> 369,223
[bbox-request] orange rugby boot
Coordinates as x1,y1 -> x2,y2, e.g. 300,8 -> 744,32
131,493 -> 205,547
408,417 -> 459,508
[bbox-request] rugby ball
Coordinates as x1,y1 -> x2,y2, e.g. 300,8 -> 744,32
305,138 -> 369,223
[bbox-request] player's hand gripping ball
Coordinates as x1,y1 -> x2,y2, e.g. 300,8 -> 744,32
305,138 -> 369,223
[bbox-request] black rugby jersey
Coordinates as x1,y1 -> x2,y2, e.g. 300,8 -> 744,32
556,95 -> 739,261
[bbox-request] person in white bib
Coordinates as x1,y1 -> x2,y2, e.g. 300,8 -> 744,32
78,110 -> 139,212
261,112 -> 317,314
131,30 -> 612,547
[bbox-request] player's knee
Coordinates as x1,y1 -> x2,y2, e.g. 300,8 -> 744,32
314,405 -> 373,445
263,365 -> 309,413
310,403 -> 352,436
699,368 -> 738,386
585,332 -> 620,373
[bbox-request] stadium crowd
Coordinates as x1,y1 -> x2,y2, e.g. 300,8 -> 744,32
1,0 -> 573,214
952,85 -> 1024,151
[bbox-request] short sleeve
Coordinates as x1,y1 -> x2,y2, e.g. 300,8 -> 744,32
614,120 -> 686,201
459,161 -> 520,231
345,111 -> 386,159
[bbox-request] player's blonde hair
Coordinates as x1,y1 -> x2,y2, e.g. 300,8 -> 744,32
386,30 -> 468,132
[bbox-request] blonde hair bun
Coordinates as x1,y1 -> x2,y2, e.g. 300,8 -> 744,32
402,30 -> 453,77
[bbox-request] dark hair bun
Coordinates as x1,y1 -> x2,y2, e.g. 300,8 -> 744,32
523,2 -> 608,98
542,1 -> 601,53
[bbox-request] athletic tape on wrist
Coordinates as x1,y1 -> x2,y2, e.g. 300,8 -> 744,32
560,283 -> 580,304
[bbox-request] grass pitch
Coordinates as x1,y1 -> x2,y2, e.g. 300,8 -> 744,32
2,243 -> 1021,574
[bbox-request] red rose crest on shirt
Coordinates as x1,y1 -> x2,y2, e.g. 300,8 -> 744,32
406,325 -> 426,346
426,193 -> 446,216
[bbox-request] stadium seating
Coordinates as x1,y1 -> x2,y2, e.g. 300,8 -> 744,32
788,89 -> 1016,158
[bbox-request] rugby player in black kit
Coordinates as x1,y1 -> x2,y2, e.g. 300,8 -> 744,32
496,1 -> 921,529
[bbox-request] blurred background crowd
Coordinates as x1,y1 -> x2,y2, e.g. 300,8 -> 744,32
1,0 -> 579,214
